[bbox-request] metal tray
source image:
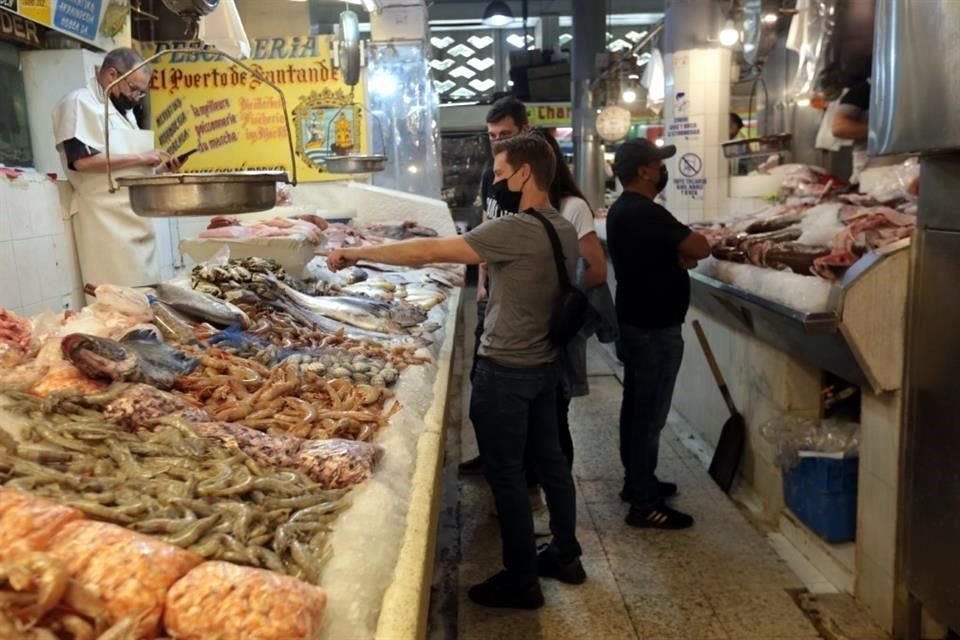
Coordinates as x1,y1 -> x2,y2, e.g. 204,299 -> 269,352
324,154 -> 387,174
115,171 -> 287,217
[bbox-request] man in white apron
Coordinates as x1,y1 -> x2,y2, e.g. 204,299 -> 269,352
52,47 -> 171,289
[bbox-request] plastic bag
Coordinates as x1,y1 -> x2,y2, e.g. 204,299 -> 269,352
164,562 -> 327,640
760,416 -> 859,471
47,520 -> 201,639
862,158 -> 920,205
0,489 -> 83,562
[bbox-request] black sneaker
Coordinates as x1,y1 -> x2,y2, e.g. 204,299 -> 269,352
467,571 -> 544,609
458,455 -> 484,475
537,547 -> 587,585
620,481 -> 678,502
625,504 -> 695,530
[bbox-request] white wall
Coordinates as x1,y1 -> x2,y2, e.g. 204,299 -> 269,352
0,176 -> 83,316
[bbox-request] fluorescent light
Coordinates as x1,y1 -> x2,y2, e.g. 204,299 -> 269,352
796,98 -> 811,107
482,1 -> 513,27
762,12 -> 778,25
655,138 -> 665,147
408,165 -> 419,174
622,89 -> 637,104
719,19 -> 739,47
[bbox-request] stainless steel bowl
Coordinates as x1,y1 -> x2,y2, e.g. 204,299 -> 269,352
324,154 -> 387,174
116,171 -> 287,217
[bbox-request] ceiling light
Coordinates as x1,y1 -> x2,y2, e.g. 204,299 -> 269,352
796,98 -> 811,107
622,89 -> 637,104
655,138 -> 665,147
482,1 -> 513,27
762,12 -> 778,25
719,19 -> 740,47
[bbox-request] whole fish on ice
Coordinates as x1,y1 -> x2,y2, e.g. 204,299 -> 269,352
61,331 -> 199,389
154,283 -> 249,327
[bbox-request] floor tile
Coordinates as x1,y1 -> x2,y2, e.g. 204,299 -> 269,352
459,558 -> 638,640
708,590 -> 821,639
626,591 -> 729,639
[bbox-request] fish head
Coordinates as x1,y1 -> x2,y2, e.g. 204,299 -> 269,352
61,334 -> 139,381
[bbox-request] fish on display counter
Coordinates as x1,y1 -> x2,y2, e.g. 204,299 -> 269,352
60,331 -> 199,390
154,284 -> 249,328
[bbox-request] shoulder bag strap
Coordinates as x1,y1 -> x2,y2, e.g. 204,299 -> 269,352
525,209 -> 572,290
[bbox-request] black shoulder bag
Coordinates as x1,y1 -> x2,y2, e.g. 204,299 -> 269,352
526,209 -> 589,345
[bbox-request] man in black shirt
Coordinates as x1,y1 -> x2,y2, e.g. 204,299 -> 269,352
833,78 -> 871,183
607,139 -> 710,530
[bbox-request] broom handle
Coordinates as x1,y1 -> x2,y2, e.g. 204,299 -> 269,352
692,320 -> 739,415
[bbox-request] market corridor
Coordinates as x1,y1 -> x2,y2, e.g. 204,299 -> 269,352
430,296 -> 888,640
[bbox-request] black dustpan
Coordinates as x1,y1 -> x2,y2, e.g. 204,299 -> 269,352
692,320 -> 746,493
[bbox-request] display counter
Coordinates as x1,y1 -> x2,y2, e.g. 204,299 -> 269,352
0,184 -> 461,640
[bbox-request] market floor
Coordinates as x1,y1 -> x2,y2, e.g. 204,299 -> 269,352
428,294 -> 889,640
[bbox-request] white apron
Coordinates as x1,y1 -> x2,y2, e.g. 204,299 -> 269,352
53,74 -> 161,289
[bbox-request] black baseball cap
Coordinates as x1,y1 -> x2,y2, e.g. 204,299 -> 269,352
612,138 -> 677,180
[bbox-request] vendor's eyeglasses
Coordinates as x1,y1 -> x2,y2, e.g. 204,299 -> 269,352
122,78 -> 148,99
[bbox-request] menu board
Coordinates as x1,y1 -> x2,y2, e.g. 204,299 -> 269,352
0,0 -> 119,49
145,37 -> 367,182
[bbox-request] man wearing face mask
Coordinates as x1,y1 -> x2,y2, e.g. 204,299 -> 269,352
53,47 -> 175,291
607,138 -> 711,530
327,134 -> 584,609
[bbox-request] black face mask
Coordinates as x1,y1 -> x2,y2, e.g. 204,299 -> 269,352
491,170 -> 526,214
656,165 -> 669,193
111,93 -> 138,114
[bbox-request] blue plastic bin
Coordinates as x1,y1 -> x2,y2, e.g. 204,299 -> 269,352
783,455 -> 859,543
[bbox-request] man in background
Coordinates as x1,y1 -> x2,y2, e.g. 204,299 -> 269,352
729,112 -> 744,139
607,139 -> 711,530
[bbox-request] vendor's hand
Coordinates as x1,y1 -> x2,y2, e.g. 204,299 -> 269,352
140,149 -> 170,168
161,154 -> 183,173
476,283 -> 487,301
327,249 -> 358,271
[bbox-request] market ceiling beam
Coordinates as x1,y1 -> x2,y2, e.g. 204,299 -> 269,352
308,0 -> 665,31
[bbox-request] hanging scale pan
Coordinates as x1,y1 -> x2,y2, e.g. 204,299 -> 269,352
103,46 -> 298,217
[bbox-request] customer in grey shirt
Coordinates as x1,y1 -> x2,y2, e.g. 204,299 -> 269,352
466,206 -> 577,368
328,133 -> 585,610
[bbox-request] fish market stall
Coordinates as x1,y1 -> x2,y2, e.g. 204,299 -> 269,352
0,189 -> 462,639
660,161 -> 917,630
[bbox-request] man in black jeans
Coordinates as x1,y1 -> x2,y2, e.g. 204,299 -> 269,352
607,139 -> 711,529
328,134 -> 584,608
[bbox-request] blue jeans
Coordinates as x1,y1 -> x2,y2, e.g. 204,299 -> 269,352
470,357 -> 582,578
618,324 -> 685,508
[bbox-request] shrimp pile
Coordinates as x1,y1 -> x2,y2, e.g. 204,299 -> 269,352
0,552 -> 140,640
176,347 -> 399,441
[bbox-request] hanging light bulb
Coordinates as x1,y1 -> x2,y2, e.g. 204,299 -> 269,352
622,89 -> 637,104
482,1 -> 513,27
762,12 -> 778,25
719,19 -> 740,47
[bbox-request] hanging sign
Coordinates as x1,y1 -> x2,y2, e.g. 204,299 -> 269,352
145,38 -> 367,182
0,7 -> 45,46
1,0 -> 116,49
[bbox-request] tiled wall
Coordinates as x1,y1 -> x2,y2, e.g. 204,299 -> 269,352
0,175 -> 179,316
0,175 -> 83,316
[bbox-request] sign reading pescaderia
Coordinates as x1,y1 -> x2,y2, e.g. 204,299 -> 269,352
0,0 -> 116,50
145,38 -> 366,182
